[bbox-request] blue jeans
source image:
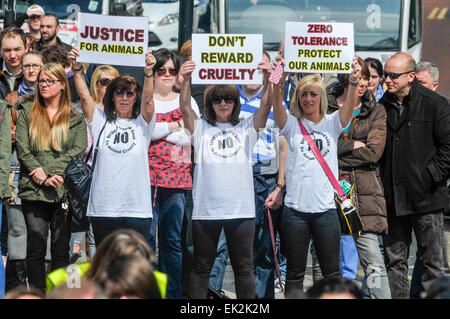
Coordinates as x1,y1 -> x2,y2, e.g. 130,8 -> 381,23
149,187 -> 185,299
340,235 -> 358,280
209,229 -> 228,291
0,200 -> 5,298
253,172 -> 284,299
280,206 -> 342,298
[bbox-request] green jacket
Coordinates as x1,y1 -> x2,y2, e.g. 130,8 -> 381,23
15,101 -> 87,203
0,100 -> 12,199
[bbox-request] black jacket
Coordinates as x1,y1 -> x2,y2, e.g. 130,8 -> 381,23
0,58 -> 24,100
36,36 -> 73,53
379,78 -> 450,216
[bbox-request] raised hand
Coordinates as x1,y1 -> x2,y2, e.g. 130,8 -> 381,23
145,50 -> 156,72
68,47 -> 82,70
179,60 -> 196,82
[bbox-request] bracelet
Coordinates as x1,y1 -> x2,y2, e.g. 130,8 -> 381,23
144,72 -> 153,78
349,77 -> 360,86
72,65 -> 83,72
177,121 -> 182,128
276,183 -> 286,193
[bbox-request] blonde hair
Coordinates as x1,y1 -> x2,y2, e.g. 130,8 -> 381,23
290,75 -> 328,123
29,62 -> 71,152
90,65 -> 119,104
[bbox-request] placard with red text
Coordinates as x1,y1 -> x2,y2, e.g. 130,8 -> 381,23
284,21 -> 354,74
191,34 -> 263,84
76,13 -> 148,67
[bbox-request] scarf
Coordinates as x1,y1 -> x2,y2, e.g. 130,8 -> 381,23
17,81 -> 35,97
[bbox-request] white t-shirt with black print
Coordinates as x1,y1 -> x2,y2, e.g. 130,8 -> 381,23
191,116 -> 258,220
280,111 -> 345,213
86,106 -> 156,218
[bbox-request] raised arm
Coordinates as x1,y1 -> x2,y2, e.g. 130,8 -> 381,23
178,60 -> 197,134
141,51 -> 156,123
339,57 -> 362,128
273,67 -> 288,130
68,47 -> 96,123
253,60 -> 274,131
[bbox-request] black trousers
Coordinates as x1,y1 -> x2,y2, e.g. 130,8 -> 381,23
383,210 -> 445,299
22,200 -> 71,291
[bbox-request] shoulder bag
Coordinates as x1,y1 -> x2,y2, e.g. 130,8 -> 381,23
298,121 -> 364,235
63,121 -> 107,226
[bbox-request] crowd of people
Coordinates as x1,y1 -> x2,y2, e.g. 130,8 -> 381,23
0,4 -> 449,300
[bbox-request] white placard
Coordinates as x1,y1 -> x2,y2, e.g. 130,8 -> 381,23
191,33 -> 263,84
76,13 -> 148,67
284,22 -> 354,74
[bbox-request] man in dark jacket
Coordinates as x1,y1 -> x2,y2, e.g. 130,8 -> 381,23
0,27 -> 26,100
36,15 -> 72,53
379,52 -> 450,299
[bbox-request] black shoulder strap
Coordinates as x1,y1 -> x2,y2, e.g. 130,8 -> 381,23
90,120 -> 108,171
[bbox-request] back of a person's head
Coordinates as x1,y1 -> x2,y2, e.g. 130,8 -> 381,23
100,254 -> 162,299
85,229 -> 155,282
425,275 -> 450,299
47,279 -> 107,299
3,285 -> 45,299
306,277 -> 363,299
40,44 -> 70,68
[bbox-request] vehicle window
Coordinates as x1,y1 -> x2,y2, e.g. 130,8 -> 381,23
33,0 -> 104,19
408,0 -> 421,48
227,0 -> 402,52
142,0 -> 177,3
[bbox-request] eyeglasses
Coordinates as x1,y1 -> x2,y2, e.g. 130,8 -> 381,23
23,64 -> 42,71
97,78 -> 112,86
114,90 -> 136,98
383,70 -> 414,80
156,68 -> 177,77
211,95 -> 236,105
28,15 -> 42,20
38,79 -> 60,87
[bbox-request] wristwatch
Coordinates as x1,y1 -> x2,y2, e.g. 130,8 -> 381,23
276,184 -> 286,193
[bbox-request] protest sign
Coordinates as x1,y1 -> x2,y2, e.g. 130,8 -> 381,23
191,34 -> 263,84
76,13 -> 148,67
284,21 -> 354,74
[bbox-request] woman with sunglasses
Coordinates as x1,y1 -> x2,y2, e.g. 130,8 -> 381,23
15,62 -> 88,292
271,58 -> 361,298
178,59 -> 273,299
148,48 -> 200,299
90,65 -> 120,109
69,49 -> 157,247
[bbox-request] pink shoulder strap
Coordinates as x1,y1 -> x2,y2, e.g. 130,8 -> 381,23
298,121 -> 346,199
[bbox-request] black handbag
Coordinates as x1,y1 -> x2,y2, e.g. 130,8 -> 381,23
63,121 -> 107,224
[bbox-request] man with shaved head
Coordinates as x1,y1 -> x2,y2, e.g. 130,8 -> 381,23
379,52 -> 450,299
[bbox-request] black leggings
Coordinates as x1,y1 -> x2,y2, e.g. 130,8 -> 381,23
188,218 -> 255,299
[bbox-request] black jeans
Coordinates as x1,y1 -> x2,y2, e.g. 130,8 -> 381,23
22,200 -> 71,291
90,217 -> 152,247
188,218 -> 255,299
383,211 -> 445,299
280,206 -> 342,298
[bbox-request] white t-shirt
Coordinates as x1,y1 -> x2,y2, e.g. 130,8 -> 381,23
86,106 -> 156,218
280,111 -> 344,213
191,116 -> 258,220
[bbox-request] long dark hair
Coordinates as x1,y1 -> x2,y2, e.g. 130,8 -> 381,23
103,75 -> 142,122
203,85 -> 241,126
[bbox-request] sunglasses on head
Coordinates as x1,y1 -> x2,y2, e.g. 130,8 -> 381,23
156,68 -> 177,77
97,78 -> 112,86
114,90 -> 136,98
383,70 -> 414,80
211,95 -> 236,105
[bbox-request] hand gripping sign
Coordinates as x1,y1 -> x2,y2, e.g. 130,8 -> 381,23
284,21 -> 354,74
192,34 -> 263,85
77,12 -> 149,67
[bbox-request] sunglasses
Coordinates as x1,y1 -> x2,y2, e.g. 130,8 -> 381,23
156,68 -> 177,77
211,95 -> 236,105
97,78 -> 112,86
383,70 -> 414,80
114,90 -> 136,98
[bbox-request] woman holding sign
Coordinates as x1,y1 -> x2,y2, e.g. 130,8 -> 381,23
68,49 -> 157,247
272,58 -> 362,298
178,58 -> 273,299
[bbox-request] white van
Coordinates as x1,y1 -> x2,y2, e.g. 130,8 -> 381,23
208,0 -> 423,63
